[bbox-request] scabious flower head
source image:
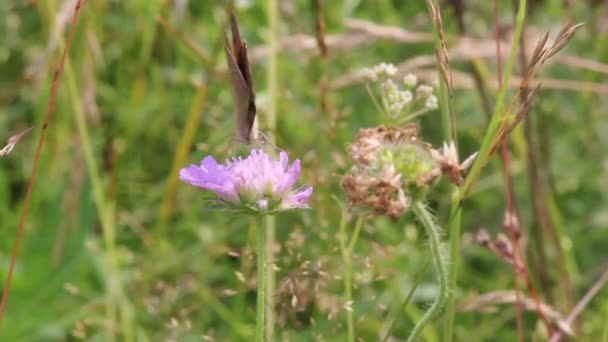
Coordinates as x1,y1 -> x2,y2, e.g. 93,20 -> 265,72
179,149 -> 313,214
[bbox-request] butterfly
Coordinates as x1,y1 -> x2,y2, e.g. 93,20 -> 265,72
225,12 -> 258,145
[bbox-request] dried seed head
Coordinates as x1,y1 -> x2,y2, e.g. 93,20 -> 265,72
348,125 -> 419,168
495,233 -> 513,258
430,141 -> 478,186
502,210 -> 519,230
343,165 -> 411,218
1,127 -> 33,157
476,229 -> 492,247
343,125 -> 439,217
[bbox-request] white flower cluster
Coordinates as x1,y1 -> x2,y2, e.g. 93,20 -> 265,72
362,62 -> 398,82
379,78 -> 414,117
425,95 -> 438,110
416,85 -> 433,97
362,63 -> 439,123
403,74 -> 417,88
415,85 -> 438,110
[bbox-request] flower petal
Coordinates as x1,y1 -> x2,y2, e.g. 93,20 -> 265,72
179,156 -> 238,201
283,186 -> 313,208
274,158 -> 301,195
279,151 -> 289,170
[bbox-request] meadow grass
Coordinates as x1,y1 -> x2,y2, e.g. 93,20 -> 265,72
1,0 -> 608,341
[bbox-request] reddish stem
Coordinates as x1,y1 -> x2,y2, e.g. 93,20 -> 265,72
493,0 -> 524,340
0,0 -> 85,328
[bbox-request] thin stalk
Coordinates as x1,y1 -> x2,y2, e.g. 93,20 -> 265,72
56,2 -> 132,340
256,223 -> 267,342
549,266 -> 608,342
461,0 -> 527,198
157,28 -> 224,238
65,59 -> 133,341
365,83 -> 386,116
426,1 -> 461,340
442,194 -> 461,342
382,258 -> 432,342
496,1 -> 524,340
266,0 -> 279,130
0,0 -> 84,328
347,215 -> 364,253
264,216 -> 275,341
408,202 -> 449,342
265,0 -> 279,339
339,210 -> 355,342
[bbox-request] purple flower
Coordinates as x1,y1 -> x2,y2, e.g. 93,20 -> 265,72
179,149 -> 313,213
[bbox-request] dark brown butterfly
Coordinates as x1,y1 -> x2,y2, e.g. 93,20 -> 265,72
225,12 -> 258,144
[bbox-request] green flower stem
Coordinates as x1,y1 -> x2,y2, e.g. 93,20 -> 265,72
339,212 -> 364,342
63,54 -> 133,340
408,202 -> 449,342
382,258 -> 431,342
443,196 -> 462,342
461,0 -> 527,197
264,215 -> 276,341
433,29 -> 461,340
266,0 -> 279,338
437,42 -> 462,342
256,223 -> 267,342
339,210 -> 354,342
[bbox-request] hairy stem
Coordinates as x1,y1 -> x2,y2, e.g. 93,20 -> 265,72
408,202 -> 449,342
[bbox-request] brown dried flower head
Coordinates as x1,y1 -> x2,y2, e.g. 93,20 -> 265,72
430,141 -> 477,186
343,125 -> 439,218
348,125 -> 420,167
343,164 -> 410,218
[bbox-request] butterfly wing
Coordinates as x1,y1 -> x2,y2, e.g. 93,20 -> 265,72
226,12 -> 257,144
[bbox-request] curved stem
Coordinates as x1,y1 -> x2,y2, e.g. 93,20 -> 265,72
256,223 -> 267,342
408,202 -> 450,342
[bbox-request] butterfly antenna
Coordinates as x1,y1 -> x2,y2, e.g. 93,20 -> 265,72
259,131 -> 281,152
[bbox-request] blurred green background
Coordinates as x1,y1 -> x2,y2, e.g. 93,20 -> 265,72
1,0 -> 608,340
